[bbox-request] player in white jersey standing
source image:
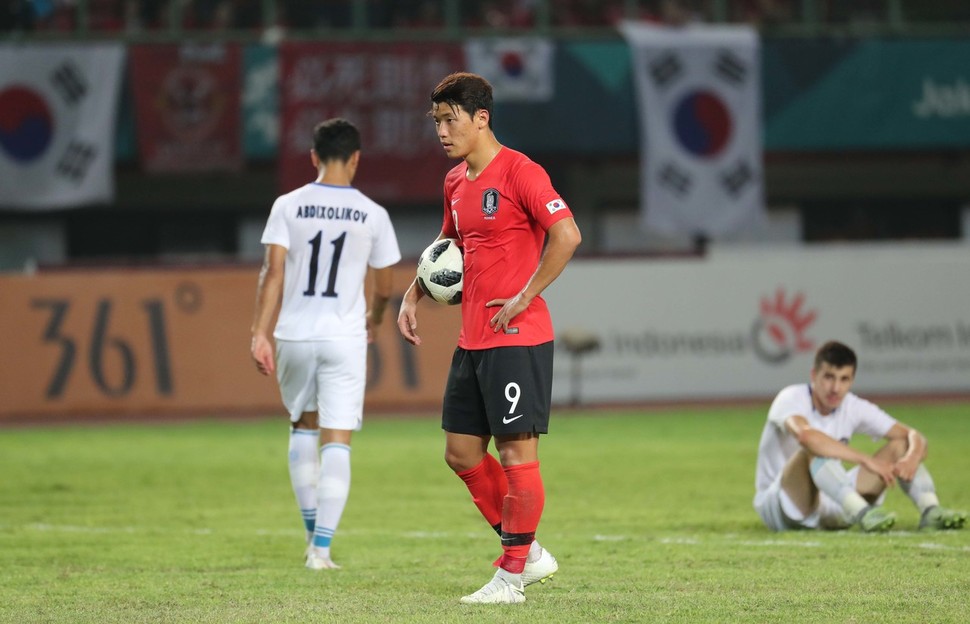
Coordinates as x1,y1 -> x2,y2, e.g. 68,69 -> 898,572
251,118 -> 402,569
754,340 -> 966,532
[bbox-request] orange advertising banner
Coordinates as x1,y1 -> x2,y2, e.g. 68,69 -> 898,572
0,265 -> 460,422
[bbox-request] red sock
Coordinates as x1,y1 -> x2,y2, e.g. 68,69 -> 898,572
456,454 -> 508,532
498,461 -> 545,574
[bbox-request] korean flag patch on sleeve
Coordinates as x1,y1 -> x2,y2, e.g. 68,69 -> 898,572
545,198 -> 567,214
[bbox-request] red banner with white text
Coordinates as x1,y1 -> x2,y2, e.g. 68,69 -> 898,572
129,43 -> 243,173
278,41 -> 464,202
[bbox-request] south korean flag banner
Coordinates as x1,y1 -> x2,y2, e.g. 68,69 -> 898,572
619,22 -> 764,238
464,37 -> 555,102
0,44 -> 125,210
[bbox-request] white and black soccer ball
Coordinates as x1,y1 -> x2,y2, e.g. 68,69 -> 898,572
416,238 -> 463,306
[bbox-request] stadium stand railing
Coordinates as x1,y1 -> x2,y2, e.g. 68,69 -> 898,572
4,0 -> 970,41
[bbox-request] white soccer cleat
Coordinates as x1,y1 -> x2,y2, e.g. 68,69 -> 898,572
857,505 -> 896,533
460,568 -> 525,604
521,547 -> 558,586
305,551 -> 341,570
919,505 -> 968,531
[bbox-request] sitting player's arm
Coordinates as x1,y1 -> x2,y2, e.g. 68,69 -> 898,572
784,415 -> 872,465
886,422 -> 927,481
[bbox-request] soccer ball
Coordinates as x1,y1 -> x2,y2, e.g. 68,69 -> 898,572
416,238 -> 463,305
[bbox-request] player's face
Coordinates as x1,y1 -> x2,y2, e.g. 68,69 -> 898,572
810,362 -> 855,415
432,102 -> 478,159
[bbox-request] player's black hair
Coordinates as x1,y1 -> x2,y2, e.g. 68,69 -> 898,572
312,118 -> 360,163
430,72 -> 494,128
813,340 -> 857,372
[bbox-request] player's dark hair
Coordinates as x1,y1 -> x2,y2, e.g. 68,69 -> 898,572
312,118 -> 360,163
430,72 -> 493,128
813,341 -> 857,372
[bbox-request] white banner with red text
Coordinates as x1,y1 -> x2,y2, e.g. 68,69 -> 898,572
544,243 -> 970,404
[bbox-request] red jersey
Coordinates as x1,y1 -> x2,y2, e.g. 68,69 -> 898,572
440,147 -> 573,349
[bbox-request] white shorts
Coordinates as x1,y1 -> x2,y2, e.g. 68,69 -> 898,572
275,338 -> 367,430
754,466 -> 885,531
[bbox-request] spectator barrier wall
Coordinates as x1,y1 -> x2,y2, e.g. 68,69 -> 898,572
2,243 -> 969,422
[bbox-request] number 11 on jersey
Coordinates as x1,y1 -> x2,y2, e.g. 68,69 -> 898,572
303,230 -> 346,298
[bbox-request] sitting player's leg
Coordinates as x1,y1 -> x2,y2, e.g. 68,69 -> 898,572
895,462 -> 968,530
856,437 -> 906,503
288,412 -> 320,553
811,455 -> 894,531
779,448 -> 820,519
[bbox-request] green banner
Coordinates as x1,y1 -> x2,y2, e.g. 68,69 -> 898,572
764,38 -> 970,149
242,44 -> 279,160
109,37 -> 970,160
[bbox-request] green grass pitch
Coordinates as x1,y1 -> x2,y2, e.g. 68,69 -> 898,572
1,402 -> 968,623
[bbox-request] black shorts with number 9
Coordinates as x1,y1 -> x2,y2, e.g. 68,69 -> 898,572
441,341 -> 554,436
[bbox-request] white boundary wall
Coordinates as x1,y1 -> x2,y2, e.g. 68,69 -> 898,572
545,243 -> 970,404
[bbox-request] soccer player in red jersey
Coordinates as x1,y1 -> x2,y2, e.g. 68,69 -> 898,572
397,72 -> 582,604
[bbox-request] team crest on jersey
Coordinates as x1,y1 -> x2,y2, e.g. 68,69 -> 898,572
481,188 -> 500,218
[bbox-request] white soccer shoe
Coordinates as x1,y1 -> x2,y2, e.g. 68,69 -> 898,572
460,568 -> 525,604
305,551 -> 341,570
521,547 -> 559,586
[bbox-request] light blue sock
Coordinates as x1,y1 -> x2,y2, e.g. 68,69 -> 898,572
809,457 -> 869,519
288,429 -> 320,542
312,443 -> 351,558
898,464 -> 940,514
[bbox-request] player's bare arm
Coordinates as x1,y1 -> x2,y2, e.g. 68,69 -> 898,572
250,244 -> 287,375
487,217 -> 581,333
397,278 -> 425,346
785,414 -> 896,486
887,423 -> 927,481
397,232 -> 444,346
366,265 -> 394,344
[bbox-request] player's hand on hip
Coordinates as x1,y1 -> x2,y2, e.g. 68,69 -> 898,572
251,335 -> 275,376
397,302 -> 421,346
486,294 -> 528,333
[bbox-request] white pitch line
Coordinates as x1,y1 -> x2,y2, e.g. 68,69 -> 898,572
12,524 -> 970,553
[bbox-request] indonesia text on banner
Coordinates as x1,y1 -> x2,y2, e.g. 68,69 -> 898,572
619,22 -> 764,238
0,44 -> 124,210
129,43 -> 243,173
464,38 -> 555,102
